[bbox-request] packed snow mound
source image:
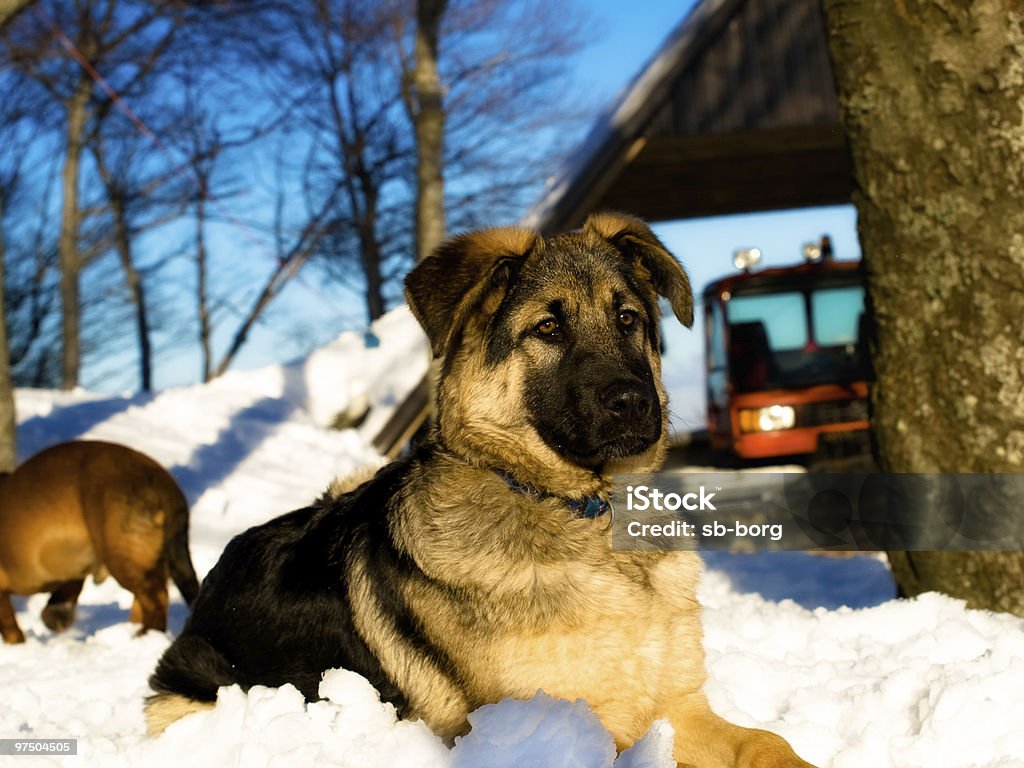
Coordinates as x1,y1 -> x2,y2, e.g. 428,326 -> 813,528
283,305 -> 429,434
133,671 -> 450,768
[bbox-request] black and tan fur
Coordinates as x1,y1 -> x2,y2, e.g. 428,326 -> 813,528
0,440 -> 199,644
146,213 -> 816,767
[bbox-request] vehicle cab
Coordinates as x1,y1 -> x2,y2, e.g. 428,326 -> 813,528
703,239 -> 871,463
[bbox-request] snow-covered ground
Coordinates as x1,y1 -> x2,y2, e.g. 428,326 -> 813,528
2,307 -> 1023,767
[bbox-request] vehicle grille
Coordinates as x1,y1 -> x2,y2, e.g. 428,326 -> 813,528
798,398 -> 869,427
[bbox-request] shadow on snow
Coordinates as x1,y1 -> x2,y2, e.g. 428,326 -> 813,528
16,393 -> 153,460
167,366 -> 309,502
702,551 -> 897,611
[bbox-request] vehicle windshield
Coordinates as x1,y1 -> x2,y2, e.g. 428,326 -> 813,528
725,284 -> 867,391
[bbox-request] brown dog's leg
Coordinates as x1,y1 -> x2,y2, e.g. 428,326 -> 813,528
41,580 -> 85,633
0,591 -> 26,644
669,693 -> 817,768
122,571 -> 168,634
102,514 -> 169,634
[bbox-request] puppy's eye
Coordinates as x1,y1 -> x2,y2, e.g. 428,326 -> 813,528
535,319 -> 559,337
618,310 -> 639,329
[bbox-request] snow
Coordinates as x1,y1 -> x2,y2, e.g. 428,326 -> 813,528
137,671 -> 451,768
2,306 -> 1023,767
697,579 -> 1024,768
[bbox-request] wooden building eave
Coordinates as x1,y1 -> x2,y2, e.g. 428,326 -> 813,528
525,0 -> 852,234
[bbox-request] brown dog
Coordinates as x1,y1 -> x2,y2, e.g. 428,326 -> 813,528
0,440 -> 199,644
147,213 -> 815,766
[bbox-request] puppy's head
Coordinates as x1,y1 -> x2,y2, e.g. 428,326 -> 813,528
405,212 -> 693,496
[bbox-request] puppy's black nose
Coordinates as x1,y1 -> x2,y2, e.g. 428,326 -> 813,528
599,382 -> 653,422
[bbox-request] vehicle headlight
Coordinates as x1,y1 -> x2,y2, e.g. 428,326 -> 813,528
739,405 -> 796,433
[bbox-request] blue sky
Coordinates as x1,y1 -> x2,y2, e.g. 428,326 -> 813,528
116,0 -> 859,394
573,0 -> 697,102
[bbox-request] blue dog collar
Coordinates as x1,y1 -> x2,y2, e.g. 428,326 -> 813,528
498,471 -> 611,519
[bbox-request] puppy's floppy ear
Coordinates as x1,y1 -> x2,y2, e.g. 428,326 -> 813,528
584,211 -> 694,328
405,226 -> 538,357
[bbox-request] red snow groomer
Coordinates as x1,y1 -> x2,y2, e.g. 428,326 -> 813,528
703,237 -> 871,466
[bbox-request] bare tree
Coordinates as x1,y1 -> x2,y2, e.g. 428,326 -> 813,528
210,188 -> 345,377
201,0 -> 589,376
57,60 -> 88,390
279,0 -> 588,323
438,0 -> 590,229
823,1 -> 1024,614
178,92 -> 218,383
85,82 -> 223,391
0,68 -> 22,469
3,161 -> 61,389
0,0 -> 590,390
3,2 -> 176,388
399,0 -> 448,262
90,139 -> 155,390
2,0 -> 257,390
0,42 -> 53,466
270,0 -> 412,324
172,62 -> 222,383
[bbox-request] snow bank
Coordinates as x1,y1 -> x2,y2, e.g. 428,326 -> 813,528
132,670 -> 450,768
699,571 -> 1024,768
283,305 -> 429,435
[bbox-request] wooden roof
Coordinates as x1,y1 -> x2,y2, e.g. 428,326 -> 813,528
526,0 -> 852,233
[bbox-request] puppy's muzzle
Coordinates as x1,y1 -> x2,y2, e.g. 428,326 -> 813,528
599,380 -> 655,424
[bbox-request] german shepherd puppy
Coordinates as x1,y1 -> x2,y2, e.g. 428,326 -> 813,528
147,213 -> 815,767
0,440 -> 199,644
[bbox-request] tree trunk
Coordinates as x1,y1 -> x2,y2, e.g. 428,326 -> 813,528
94,139 -> 152,392
360,215 -> 386,323
823,1 -> 1024,614
355,176 -> 385,323
110,194 -> 152,391
412,0 -> 447,262
196,196 -> 212,383
0,189 -> 17,473
58,77 -> 91,391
